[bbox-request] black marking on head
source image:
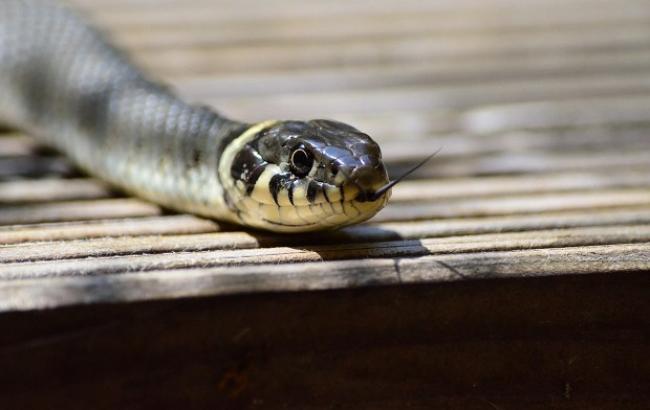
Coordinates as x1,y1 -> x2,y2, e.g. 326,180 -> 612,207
322,186 -> 330,203
306,180 -> 320,203
288,180 -> 296,205
231,145 -> 268,196
245,165 -> 266,195
269,174 -> 285,206
212,112 -> 251,185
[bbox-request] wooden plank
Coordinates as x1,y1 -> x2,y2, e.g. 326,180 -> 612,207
135,27 -> 650,75
387,150 -> 650,177
170,49 -> 650,98
1,0 -> 649,408
78,0 -> 650,27
0,199 -> 161,225
0,232 -> 260,263
1,225 -> 648,278
1,242 -> 648,309
0,215 -> 219,245
1,224 -> 649,265
335,112 -> 650,147
0,134 -> 39,157
203,73 -> 650,119
0,156 -> 74,180
374,188 -> 650,222
389,170 -> 650,202
1,205 -> 649,248
0,178 -> 112,204
361,206 -> 650,240
105,8 -> 650,49
464,95 -> 650,133
0,272 -> 647,409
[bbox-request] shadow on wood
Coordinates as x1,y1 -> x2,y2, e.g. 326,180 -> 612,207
0,272 -> 648,409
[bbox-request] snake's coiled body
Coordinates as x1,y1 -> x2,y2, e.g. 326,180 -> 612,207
0,0 -> 390,232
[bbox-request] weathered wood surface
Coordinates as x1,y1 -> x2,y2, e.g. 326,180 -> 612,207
1,0 -> 649,408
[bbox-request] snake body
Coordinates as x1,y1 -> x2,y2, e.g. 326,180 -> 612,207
0,0 -> 390,232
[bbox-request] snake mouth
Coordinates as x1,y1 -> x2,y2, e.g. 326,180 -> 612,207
354,149 -> 442,203
356,180 -> 398,202
239,180 -> 389,232
349,176 -> 392,203
354,187 -> 391,203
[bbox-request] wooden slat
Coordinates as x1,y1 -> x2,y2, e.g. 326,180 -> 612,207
0,215 -> 219,245
171,50 -> 650,98
78,0 -> 650,27
387,150 -> 650,177
1,242 -> 648,310
0,134 -> 39,157
375,188 -> 650,222
0,199 -> 161,225
3,1 -> 650,407
204,74 -> 650,119
105,8 -> 650,49
135,26 -> 650,75
1,206 -> 649,248
1,224 -> 648,265
0,156 -> 74,179
0,178 -> 112,203
390,170 -> 650,201
0,231 -> 260,263
464,95 -> 650,133
362,206 -> 650,240
0,0 -> 647,316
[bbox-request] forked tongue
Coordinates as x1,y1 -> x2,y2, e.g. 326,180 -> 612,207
366,148 -> 442,202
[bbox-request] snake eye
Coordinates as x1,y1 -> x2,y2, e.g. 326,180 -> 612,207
290,147 -> 313,177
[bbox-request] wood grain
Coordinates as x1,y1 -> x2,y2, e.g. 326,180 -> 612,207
0,0 -> 648,303
0,199 -> 161,225
2,1 -> 650,408
1,242 -> 648,310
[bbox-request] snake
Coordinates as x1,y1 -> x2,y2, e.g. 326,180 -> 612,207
0,0 -> 394,233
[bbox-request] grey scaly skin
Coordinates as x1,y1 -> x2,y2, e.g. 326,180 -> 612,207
0,0 -> 390,232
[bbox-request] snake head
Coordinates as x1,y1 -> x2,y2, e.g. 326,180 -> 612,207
219,119 -> 390,232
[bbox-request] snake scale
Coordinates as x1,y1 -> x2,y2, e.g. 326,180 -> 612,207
0,0 -> 393,232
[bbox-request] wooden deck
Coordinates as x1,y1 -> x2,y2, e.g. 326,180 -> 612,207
1,0 -> 649,408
